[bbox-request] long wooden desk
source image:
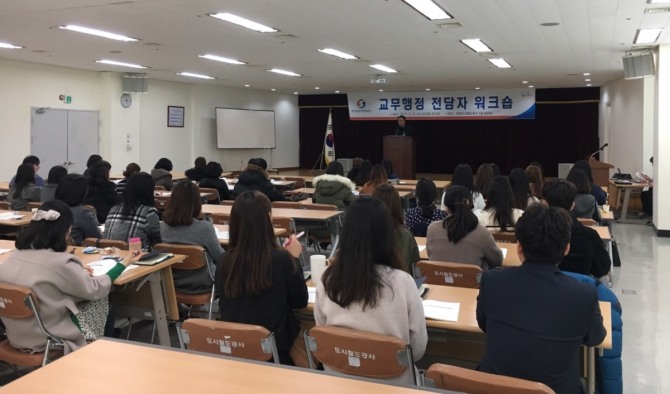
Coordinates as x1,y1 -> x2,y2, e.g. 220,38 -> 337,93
202,204 -> 341,221
0,339 -> 439,394
0,182 -> 9,192
214,224 -> 286,246
0,210 -> 32,227
414,237 -> 521,267
607,180 -> 648,222
0,245 -> 184,347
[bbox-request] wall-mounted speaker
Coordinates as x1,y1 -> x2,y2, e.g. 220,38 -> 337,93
122,73 -> 149,93
623,52 -> 655,80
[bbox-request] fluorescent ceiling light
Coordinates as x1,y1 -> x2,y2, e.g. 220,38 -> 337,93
461,39 -> 492,53
96,59 -> 146,69
634,28 -> 663,44
648,0 -> 670,3
402,0 -> 452,20
199,54 -> 246,65
488,58 -> 512,68
59,25 -> 137,42
369,64 -> 398,73
317,48 -> 358,60
583,72 -> 591,76
210,13 -> 277,33
268,68 -> 301,77
178,72 -> 215,80
0,42 -> 22,49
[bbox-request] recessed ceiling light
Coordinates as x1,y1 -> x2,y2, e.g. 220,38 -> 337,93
634,28 -> 663,44
425,88 -> 431,91
96,59 -> 146,69
315,87 -> 320,90
583,72 -> 591,76
379,89 -> 384,92
475,87 -> 481,90
489,58 -> 512,68
0,42 -> 22,49
317,48 -> 358,60
528,85 -> 535,88
271,88 -> 276,91
199,54 -> 246,65
461,39 -> 493,53
59,25 -> 138,42
522,80 -> 528,84
178,72 -> 215,80
209,13 -> 277,33
334,90 -> 340,93
268,68 -> 301,77
244,84 -> 250,87
586,84 -> 592,86
402,0 -> 452,20
585,78 -> 591,82
293,91 -> 299,95
648,0 -> 670,3
369,64 -> 398,73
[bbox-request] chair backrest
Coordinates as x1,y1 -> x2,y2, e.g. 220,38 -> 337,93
210,213 -> 231,225
425,364 -> 555,394
154,196 -> 170,210
492,231 -> 517,243
284,177 -> 306,189
82,238 -> 129,250
27,202 -> 43,210
305,203 -> 338,211
271,216 -> 296,235
0,283 -> 37,319
198,187 -> 220,204
0,202 -> 11,210
305,326 -> 414,383
154,243 -> 207,271
271,201 -> 305,209
416,261 -> 483,288
577,218 -> 597,226
220,200 -> 235,206
178,318 -> 279,363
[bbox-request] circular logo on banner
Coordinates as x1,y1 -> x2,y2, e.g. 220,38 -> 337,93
326,134 -> 334,147
356,99 -> 366,109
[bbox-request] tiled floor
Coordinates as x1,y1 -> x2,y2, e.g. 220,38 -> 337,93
611,222 -> 670,393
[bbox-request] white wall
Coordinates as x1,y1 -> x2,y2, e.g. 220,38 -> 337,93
0,58 -> 299,181
654,45 -> 670,231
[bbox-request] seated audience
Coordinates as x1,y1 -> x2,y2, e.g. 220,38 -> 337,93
543,180 -> 610,278
312,161 -> 356,210
346,157 -> 363,182
373,185 -> 420,275
474,163 -> 494,201
104,172 -> 161,249
639,156 -> 654,219
572,159 -> 607,205
525,164 -> 544,200
151,158 -> 174,191
441,163 -> 485,211
476,203 -> 606,393
359,164 -> 387,195
508,167 -> 539,209
381,159 -> 399,182
232,162 -> 285,202
353,160 -> 373,187
9,155 -> 45,187
314,197 -> 427,386
567,168 -> 601,223
216,191 -> 306,365
83,161 -> 119,224
82,154 -> 103,178
198,161 -> 231,202
0,201 -> 135,354
161,181 -> 222,294
476,176 -> 523,231
489,162 -> 501,177
185,156 -> 207,182
427,186 -> 502,269
405,178 -> 447,237
116,162 -> 140,195
41,165 -> 68,203
8,164 -> 41,210
55,174 -> 101,246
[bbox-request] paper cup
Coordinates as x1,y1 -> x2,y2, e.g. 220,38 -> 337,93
310,255 -> 328,284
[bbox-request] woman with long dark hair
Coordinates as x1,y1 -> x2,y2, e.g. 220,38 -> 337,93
508,168 -> 539,209
359,163 -> 387,194
427,186 -> 502,269
525,164 -> 544,200
216,191 -> 306,365
571,159 -> 607,205
40,165 -> 67,203
315,196 -> 427,386
405,178 -> 447,236
83,161 -> 119,223
474,163 -> 494,201
476,176 -> 524,231
8,163 -> 41,210
55,174 -> 101,245
353,160 -> 373,187
103,172 -> 161,248
441,163 -> 485,211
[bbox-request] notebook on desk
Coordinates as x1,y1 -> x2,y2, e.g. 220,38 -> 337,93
134,252 -> 174,266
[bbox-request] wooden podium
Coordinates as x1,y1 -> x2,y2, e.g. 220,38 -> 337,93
588,157 -> 614,187
383,135 -> 415,179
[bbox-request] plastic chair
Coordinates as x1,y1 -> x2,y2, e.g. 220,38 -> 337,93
210,213 -> 231,225
177,318 -> 280,363
153,243 -> 215,319
416,261 -> 483,288
577,218 -> 597,226
304,326 -> 416,384
424,363 -> 555,394
492,231 -> 517,243
154,196 -> 170,210
0,202 -> 11,210
27,202 -> 43,210
198,187 -> 220,204
82,238 -> 129,250
0,283 -> 65,370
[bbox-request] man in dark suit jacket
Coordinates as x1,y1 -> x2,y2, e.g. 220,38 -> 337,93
476,204 -> 606,394
543,179 -> 611,278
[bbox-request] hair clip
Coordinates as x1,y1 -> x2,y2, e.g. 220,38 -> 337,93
31,209 -> 61,222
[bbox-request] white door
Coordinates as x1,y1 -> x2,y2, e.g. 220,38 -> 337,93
30,108 -> 99,175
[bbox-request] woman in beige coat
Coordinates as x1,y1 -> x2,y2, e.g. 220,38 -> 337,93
0,201 -> 137,354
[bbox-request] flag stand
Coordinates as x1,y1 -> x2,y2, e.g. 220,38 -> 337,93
310,109 -> 334,174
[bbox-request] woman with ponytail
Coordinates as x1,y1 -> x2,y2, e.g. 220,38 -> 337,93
426,185 -> 503,269
405,178 -> 446,236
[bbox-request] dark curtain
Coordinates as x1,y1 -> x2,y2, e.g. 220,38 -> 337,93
299,88 -> 600,176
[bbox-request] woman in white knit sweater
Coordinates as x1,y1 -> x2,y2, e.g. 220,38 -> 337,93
314,196 -> 427,386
